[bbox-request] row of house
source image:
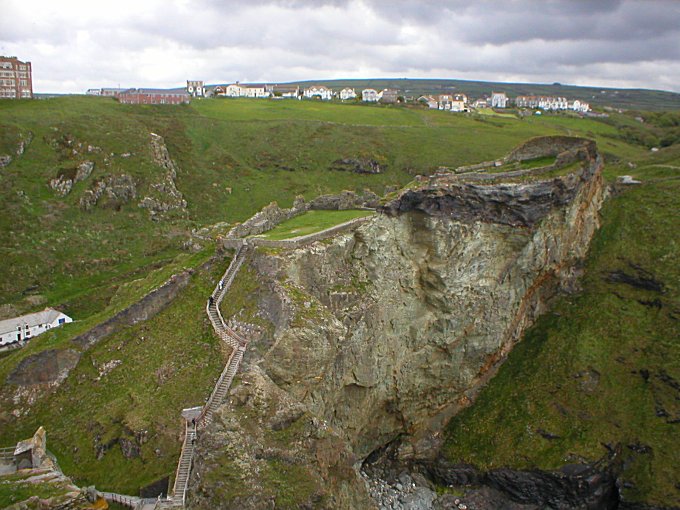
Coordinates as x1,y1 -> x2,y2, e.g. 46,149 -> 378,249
212,81 -> 403,103
0,308 -> 72,347
85,79 -> 591,113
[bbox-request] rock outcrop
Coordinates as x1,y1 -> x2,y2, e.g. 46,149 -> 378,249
191,137 -> 606,508
79,173 -> 136,210
138,133 -> 187,219
50,161 -> 95,196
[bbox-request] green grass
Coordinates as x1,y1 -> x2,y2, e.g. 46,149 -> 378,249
443,148 -> 680,506
0,473 -> 72,508
0,95 -> 677,502
0,256 -> 230,494
257,209 -> 373,240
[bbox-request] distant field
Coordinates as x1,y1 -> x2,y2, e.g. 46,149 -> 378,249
256,209 -> 373,240
284,78 -> 680,111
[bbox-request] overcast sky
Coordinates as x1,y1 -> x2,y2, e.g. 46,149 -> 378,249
2,0 -> 680,94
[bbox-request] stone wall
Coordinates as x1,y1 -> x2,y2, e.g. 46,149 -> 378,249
226,196 -> 308,239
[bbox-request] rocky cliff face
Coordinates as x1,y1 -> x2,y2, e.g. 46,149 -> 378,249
190,137 -> 605,509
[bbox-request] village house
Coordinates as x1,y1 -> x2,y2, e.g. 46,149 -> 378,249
437,94 -> 453,109
223,82 -> 270,98
186,80 -> 204,98
570,99 -> 591,112
361,88 -> 380,102
339,87 -> 357,100
304,85 -> 333,100
100,88 -> 126,97
379,88 -> 399,104
117,88 -> 190,105
516,95 -> 587,112
266,84 -> 300,98
418,95 -> 439,109
0,308 -> 73,347
86,88 -> 101,96
472,97 -> 489,108
491,91 -> 508,108
450,94 -> 467,112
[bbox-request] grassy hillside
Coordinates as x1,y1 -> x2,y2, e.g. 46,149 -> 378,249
444,145 -> 680,506
0,95 -> 676,498
0,95 -> 650,321
285,78 -> 680,111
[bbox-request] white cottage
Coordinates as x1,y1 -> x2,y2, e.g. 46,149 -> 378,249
304,85 -> 333,100
339,88 -> 357,100
362,88 -> 380,102
0,308 -> 73,346
491,91 -> 508,108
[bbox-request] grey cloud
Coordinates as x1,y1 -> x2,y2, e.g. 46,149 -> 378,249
1,0 -> 679,93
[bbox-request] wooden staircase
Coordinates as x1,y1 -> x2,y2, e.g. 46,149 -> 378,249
168,420 -> 196,507
167,239 -> 253,506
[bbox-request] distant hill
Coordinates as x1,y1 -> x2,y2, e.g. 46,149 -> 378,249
263,78 -> 680,112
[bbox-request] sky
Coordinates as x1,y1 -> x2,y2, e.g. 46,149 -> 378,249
2,0 -> 680,94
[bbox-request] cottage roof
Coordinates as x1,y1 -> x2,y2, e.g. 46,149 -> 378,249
306,85 -> 331,91
0,308 -> 66,335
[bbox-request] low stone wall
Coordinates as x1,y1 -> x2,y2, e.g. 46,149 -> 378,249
505,136 -> 595,163
226,196 -> 308,239
249,215 -> 372,249
71,269 -> 195,350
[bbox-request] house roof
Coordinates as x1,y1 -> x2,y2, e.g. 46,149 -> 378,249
306,85 -> 331,91
0,308 -> 66,335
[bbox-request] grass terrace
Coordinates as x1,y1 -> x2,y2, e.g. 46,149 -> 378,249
254,209 -> 374,241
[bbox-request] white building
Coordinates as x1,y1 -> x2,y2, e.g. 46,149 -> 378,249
339,87 -> 357,100
224,82 -> 269,98
304,85 -> 333,100
362,88 -> 380,102
186,80 -> 204,98
0,308 -> 73,346
570,100 -> 591,113
491,91 -> 508,108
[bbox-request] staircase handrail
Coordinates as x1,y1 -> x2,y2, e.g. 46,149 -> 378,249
197,346 -> 240,427
171,419 -> 194,505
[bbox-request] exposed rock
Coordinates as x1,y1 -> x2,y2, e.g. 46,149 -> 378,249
119,437 -> 141,459
227,195 -> 308,238
138,133 -> 187,218
79,173 -> 136,210
75,161 -> 94,181
7,349 -> 80,386
50,161 -> 95,196
189,366 -> 371,509
331,157 -> 384,174
0,154 -> 12,168
195,137 -> 606,506
72,269 -> 194,350
310,190 -> 380,210
0,303 -> 20,320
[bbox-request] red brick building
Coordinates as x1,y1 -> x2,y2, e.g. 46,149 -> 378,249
0,56 -> 33,99
117,88 -> 190,105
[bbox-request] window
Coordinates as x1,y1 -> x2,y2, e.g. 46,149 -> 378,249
58,318 -> 65,324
